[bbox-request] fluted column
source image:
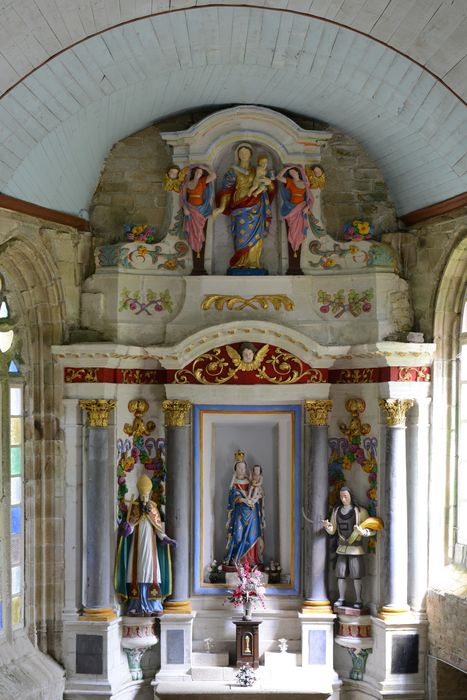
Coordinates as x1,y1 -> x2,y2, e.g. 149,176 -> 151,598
302,400 -> 333,613
79,399 -> 117,621
379,398 -> 414,616
162,399 -> 192,613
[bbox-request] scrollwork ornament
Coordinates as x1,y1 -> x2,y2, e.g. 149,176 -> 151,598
379,398 -> 414,427
123,399 -> 156,438
304,400 -> 333,426
80,399 -> 116,427
201,294 -> 295,312
162,399 -> 191,427
339,398 -> 371,442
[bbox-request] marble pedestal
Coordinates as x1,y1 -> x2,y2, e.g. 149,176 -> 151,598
368,615 -> 427,698
63,617 -> 130,699
298,612 -> 337,694
155,613 -> 197,683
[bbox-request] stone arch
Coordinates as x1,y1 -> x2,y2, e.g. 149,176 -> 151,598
0,217 -> 67,658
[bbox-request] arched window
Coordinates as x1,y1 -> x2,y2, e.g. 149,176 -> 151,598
0,274 -> 24,632
456,289 -> 467,565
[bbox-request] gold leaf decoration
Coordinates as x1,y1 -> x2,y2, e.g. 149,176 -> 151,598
201,295 -> 295,312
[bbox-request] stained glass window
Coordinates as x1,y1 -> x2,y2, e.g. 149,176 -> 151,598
9,384 -> 23,628
458,294 -> 467,547
0,274 -> 23,632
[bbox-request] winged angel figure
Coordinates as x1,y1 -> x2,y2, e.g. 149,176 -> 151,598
226,343 -> 269,372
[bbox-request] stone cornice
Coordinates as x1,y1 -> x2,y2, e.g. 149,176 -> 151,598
52,334 -> 436,370
0,194 -> 90,231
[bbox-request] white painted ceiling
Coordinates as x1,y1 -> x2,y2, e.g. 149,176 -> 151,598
0,1 -> 466,217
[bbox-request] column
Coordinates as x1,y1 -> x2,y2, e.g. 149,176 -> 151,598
302,399 -> 333,613
79,399 -> 117,621
379,398 -> 414,616
407,398 -> 430,613
162,399 -> 192,613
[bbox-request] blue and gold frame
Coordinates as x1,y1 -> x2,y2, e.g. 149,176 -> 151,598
193,403 -> 301,596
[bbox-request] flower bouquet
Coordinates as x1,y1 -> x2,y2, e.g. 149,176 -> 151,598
124,224 -> 156,243
236,663 -> 256,687
225,560 -> 266,620
343,220 -> 375,241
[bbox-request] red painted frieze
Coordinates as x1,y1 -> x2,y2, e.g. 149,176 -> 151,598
64,354 -> 431,385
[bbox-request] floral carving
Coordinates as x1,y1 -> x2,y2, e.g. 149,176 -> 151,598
116,401 -> 165,522
96,241 -> 189,270
119,288 -> 173,315
317,289 -> 373,317
308,240 -> 395,270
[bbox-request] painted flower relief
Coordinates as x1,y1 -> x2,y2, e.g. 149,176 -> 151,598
343,220 -> 375,241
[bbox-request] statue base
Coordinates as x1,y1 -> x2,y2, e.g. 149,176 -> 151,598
226,267 -> 269,276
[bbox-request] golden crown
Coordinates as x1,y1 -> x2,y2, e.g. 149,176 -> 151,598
234,450 -> 245,461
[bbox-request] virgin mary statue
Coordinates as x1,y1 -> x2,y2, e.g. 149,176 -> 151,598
213,144 -> 275,275
224,454 -> 265,567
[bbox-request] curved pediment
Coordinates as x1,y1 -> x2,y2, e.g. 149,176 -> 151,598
161,105 -> 331,166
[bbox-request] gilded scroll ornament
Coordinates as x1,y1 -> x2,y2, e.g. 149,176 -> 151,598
66,368 -> 98,383
174,345 -> 324,385
379,399 -> 414,427
335,368 -> 375,384
339,399 -> 371,442
80,399 -> 116,427
398,366 -> 431,382
201,295 -> 295,312
304,400 -> 333,426
162,400 -> 191,427
123,400 -> 156,439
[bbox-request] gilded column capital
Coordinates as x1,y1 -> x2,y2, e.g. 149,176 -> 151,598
80,399 -> 116,427
304,400 -> 333,426
162,399 -> 192,427
379,398 -> 414,427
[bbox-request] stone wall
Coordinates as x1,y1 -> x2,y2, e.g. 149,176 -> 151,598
89,108 -> 398,243
426,567 -> 467,675
0,209 -> 90,694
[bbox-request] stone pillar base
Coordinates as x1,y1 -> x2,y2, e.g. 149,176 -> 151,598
155,612 -> 197,683
302,599 -> 333,614
63,616 -> 130,698
298,612 -> 337,693
80,606 -> 117,621
360,615 -> 427,698
163,599 -> 193,614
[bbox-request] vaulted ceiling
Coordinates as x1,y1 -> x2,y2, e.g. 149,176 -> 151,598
0,1 -> 466,218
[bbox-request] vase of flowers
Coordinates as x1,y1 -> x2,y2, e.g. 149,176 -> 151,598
225,561 -> 266,620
